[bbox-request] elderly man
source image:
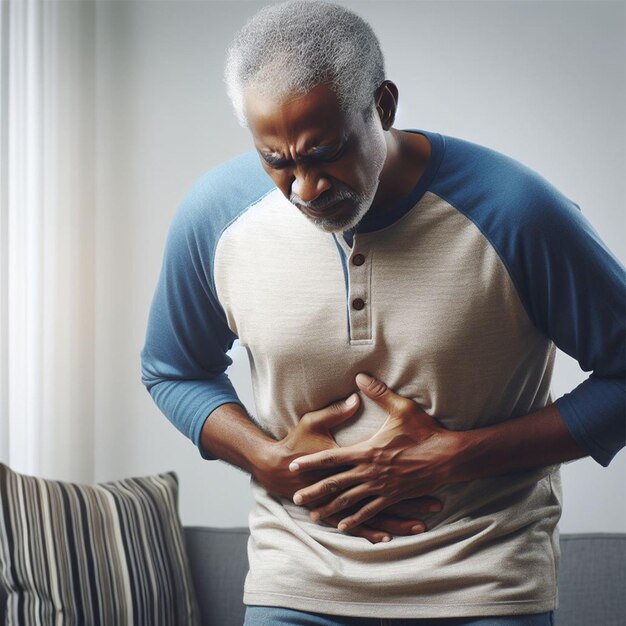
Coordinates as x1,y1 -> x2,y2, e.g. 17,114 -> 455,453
140,1 -> 625,624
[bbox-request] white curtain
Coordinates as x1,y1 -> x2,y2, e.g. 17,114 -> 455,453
0,0 -> 95,482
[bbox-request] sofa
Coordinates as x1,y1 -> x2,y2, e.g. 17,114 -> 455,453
1,529 -> 624,625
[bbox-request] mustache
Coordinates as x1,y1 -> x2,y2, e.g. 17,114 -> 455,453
290,188 -> 357,211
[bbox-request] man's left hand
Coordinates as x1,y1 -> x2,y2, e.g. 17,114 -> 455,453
289,372 -> 463,532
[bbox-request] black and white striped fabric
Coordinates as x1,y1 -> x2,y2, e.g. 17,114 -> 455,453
0,463 -> 200,625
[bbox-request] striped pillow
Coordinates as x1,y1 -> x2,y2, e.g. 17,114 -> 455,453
0,463 -> 201,626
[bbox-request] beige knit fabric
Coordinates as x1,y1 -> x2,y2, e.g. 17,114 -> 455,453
214,188 -> 560,618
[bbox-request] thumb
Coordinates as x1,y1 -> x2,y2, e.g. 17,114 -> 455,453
302,393 -> 361,431
355,373 -> 406,412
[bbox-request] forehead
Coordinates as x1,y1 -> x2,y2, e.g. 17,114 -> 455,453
244,82 -> 355,150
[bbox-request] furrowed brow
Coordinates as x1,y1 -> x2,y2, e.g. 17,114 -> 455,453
261,138 -> 346,167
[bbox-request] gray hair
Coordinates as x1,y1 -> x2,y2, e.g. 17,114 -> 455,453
224,0 -> 386,127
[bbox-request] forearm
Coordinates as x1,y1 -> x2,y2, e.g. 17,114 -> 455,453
453,402 -> 589,482
199,403 -> 276,475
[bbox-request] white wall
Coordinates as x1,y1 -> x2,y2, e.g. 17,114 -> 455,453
94,0 -> 625,532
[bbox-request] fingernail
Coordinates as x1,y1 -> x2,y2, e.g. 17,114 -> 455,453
346,393 -> 358,407
411,524 -> 424,534
356,373 -> 373,386
310,512 -> 320,521
338,522 -> 348,531
289,462 -> 299,472
293,494 -> 303,505
381,535 -> 391,542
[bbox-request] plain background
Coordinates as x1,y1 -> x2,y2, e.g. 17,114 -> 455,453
93,0 -> 625,532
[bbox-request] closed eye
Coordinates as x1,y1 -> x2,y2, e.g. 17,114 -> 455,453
262,154 -> 291,169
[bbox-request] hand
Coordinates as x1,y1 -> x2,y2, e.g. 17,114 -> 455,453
317,497 -> 443,542
252,393 -> 359,499
288,373 -> 462,532
252,392 -> 442,543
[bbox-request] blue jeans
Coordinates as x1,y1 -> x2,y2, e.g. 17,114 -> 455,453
243,606 -> 554,626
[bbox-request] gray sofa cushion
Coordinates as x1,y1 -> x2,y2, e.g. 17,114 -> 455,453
184,526 -> 251,626
556,533 -> 625,626
2,530 -> 625,625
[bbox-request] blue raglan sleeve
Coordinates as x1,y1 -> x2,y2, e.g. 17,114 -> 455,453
432,137 -> 625,467
524,193 -> 626,467
505,179 -> 625,467
140,154 -> 273,460
140,203 -> 244,461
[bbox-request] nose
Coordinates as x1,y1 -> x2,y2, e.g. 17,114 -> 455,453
291,168 -> 331,204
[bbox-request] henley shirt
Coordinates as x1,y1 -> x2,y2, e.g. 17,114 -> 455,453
140,129 -> 625,618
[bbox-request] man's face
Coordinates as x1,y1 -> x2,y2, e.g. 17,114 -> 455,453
244,82 -> 387,233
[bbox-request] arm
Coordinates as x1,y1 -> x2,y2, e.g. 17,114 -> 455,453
453,402 -> 588,482
141,153 -> 276,459
455,183 -> 625,472
140,198 -> 246,461
507,191 -> 625,468
199,402 -> 275,473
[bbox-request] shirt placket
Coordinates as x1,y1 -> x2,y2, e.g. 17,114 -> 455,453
345,234 -> 373,344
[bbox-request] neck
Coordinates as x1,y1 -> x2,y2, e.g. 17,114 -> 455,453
367,128 -> 430,218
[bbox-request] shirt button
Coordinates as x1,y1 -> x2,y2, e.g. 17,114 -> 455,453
352,254 -> 365,266
352,298 -> 366,310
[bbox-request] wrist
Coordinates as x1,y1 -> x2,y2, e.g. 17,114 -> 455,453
447,429 -> 485,484
416,429 -> 478,487
249,438 -> 281,480
449,403 -> 588,483
200,403 -> 277,475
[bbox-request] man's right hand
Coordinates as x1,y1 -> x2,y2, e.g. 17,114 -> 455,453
252,393 -> 443,544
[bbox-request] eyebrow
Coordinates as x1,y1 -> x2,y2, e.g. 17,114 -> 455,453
261,138 -> 347,167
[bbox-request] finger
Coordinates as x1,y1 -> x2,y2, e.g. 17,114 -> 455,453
335,495 -> 393,531
293,466 -> 369,505
300,392 -> 361,432
355,372 -> 413,413
384,497 -> 443,517
320,513 -> 392,545
309,482 -> 376,522
349,524 -> 392,544
365,513 -> 427,536
289,443 -> 365,472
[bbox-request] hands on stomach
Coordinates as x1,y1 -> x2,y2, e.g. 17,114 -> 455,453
253,373 -> 460,544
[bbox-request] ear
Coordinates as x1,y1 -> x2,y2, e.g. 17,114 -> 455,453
374,80 -> 398,130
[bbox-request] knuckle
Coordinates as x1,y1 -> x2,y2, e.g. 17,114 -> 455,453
337,495 -> 350,508
325,479 -> 340,494
299,413 -> 313,427
397,395 -> 416,410
321,454 -> 337,467
371,446 -> 391,467
368,378 -> 388,396
364,464 -> 380,481
363,467 -> 384,492
327,401 -> 344,415
371,445 -> 384,461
